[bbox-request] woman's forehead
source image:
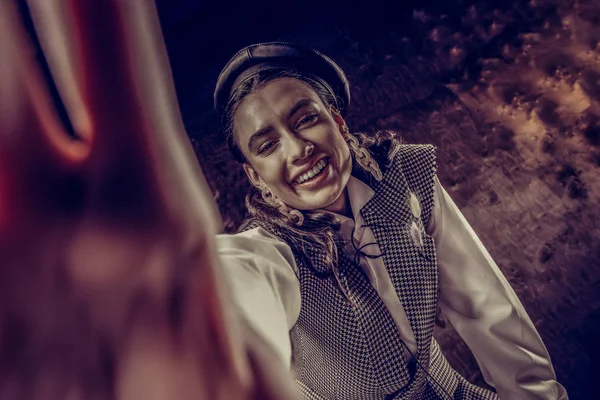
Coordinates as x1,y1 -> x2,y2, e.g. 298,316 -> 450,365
247,78 -> 319,110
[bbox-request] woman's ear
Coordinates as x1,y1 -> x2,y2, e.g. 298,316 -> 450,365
329,105 -> 347,134
243,163 -> 264,189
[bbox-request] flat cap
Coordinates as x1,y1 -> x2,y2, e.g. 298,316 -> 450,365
214,42 -> 350,117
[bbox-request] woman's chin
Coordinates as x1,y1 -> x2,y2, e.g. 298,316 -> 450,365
294,191 -> 345,214
288,172 -> 348,213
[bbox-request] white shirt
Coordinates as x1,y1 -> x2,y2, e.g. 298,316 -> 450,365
216,176 -> 568,400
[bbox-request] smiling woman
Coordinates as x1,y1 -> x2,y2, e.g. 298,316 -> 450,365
235,77 -> 353,215
212,42 -> 568,399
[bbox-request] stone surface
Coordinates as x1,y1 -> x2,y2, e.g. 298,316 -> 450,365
160,0 -> 599,398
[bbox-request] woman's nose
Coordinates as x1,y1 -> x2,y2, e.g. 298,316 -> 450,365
286,134 -> 314,162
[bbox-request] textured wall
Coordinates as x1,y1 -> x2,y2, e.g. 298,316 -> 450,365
159,0 -> 600,398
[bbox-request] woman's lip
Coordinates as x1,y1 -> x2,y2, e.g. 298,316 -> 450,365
292,158 -> 331,188
291,156 -> 328,184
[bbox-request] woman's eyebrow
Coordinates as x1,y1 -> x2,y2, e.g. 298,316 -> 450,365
248,126 -> 274,152
288,98 -> 316,118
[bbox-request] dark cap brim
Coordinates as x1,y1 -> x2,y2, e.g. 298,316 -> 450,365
214,42 -> 350,116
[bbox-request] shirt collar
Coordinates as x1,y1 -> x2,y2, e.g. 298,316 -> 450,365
334,175 -> 375,223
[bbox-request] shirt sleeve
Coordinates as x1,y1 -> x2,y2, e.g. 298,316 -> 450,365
427,176 -> 568,400
215,227 -> 301,367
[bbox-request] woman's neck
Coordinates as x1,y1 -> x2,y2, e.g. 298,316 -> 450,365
323,187 -> 352,219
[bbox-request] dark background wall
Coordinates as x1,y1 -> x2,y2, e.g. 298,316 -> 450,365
156,0 -> 600,398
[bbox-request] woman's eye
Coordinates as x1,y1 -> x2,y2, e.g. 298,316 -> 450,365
258,141 -> 275,154
297,113 -> 318,128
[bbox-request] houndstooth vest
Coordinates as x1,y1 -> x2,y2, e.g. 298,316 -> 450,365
244,144 -> 497,400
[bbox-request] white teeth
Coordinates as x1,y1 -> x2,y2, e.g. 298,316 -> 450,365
296,159 -> 328,184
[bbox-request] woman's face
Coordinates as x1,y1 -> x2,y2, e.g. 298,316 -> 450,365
233,77 -> 352,213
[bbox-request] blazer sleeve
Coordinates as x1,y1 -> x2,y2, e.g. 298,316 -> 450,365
427,176 -> 568,400
215,227 -> 301,367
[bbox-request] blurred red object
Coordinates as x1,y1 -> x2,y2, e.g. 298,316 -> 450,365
0,1 -> 299,399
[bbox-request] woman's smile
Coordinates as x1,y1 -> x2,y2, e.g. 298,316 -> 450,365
291,157 -> 330,187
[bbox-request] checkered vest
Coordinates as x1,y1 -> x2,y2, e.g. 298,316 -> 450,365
243,144 -> 497,400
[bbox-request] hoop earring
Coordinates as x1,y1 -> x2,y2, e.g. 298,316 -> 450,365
261,188 -> 305,226
342,127 -> 383,181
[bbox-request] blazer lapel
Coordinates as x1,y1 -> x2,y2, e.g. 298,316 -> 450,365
361,161 -> 438,369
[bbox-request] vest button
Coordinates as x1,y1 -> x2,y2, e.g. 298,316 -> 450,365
409,193 -> 421,218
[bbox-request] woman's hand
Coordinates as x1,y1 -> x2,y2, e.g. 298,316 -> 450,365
0,1 -> 298,399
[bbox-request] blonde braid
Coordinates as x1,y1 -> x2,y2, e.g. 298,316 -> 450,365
343,127 -> 383,181
261,188 -> 305,226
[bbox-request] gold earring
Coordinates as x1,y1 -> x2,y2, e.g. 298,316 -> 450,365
260,188 -> 305,226
342,127 -> 383,181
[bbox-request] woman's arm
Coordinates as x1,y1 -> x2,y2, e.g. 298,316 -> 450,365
216,227 -> 302,366
427,176 -> 568,400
